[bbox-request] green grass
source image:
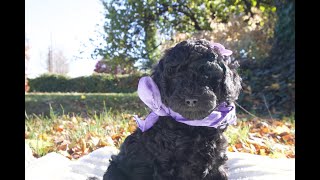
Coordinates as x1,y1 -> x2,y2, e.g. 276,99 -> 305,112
25,92 -> 148,117
225,121 -> 250,145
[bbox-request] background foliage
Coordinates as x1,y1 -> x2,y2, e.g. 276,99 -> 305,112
94,0 -> 277,69
28,0 -> 294,117
25,93 -> 146,117
90,0 -> 294,116
28,73 -> 142,93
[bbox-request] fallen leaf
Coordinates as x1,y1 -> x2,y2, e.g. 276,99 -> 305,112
279,132 -> 289,137
259,149 -> 266,156
111,134 -> 122,141
98,139 -> 109,147
57,143 -> 68,151
272,121 -> 283,127
228,146 -> 234,152
260,127 -> 269,134
55,125 -> 64,132
250,128 -> 261,133
25,132 -> 30,139
80,138 -> 86,152
286,154 -> 295,158
58,150 -> 71,159
281,134 -> 293,141
235,143 -> 242,149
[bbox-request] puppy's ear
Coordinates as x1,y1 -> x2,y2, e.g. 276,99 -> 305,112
151,59 -> 170,104
151,59 -> 164,84
220,60 -> 242,103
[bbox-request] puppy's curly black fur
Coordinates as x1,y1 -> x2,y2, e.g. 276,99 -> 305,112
103,39 -> 242,180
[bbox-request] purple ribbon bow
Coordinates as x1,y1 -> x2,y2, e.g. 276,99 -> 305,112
210,43 -> 233,56
134,77 -> 237,132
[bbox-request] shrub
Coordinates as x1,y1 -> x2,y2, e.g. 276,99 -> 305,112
25,92 -> 147,117
28,73 -> 143,93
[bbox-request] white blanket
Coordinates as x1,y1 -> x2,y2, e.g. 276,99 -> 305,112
25,143 -> 294,180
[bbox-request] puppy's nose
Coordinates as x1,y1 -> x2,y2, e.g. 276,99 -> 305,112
185,98 -> 198,107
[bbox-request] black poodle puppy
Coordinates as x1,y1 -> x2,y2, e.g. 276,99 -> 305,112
103,39 -> 242,180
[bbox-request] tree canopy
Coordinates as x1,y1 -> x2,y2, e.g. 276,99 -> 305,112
93,0 -> 276,70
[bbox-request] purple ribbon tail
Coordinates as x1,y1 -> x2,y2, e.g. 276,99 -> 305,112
133,112 -> 160,132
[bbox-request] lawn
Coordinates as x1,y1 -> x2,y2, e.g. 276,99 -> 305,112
25,93 -> 295,160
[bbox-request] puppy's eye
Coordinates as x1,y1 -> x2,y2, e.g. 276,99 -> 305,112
166,66 -> 175,74
208,53 -> 217,61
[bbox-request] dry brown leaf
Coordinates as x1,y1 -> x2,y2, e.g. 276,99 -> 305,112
55,125 -> 64,132
58,150 -> 72,159
252,144 -> 260,151
80,138 -> 86,152
272,121 -> 284,127
82,147 -> 90,154
287,139 -> 295,145
111,134 -> 122,141
259,149 -> 266,156
279,132 -> 289,137
260,127 -> 269,134
287,154 -> 295,158
235,143 -> 242,149
57,143 -> 68,151
98,139 -> 109,147
281,134 -> 293,141
250,128 -> 261,133
25,132 -> 30,138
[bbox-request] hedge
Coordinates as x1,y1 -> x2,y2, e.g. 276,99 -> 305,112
28,73 -> 143,93
25,92 -> 148,117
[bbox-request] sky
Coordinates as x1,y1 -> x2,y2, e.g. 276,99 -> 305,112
25,0 -> 105,78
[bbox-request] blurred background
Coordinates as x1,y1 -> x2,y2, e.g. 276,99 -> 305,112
25,0 -> 294,159
25,0 -> 295,117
